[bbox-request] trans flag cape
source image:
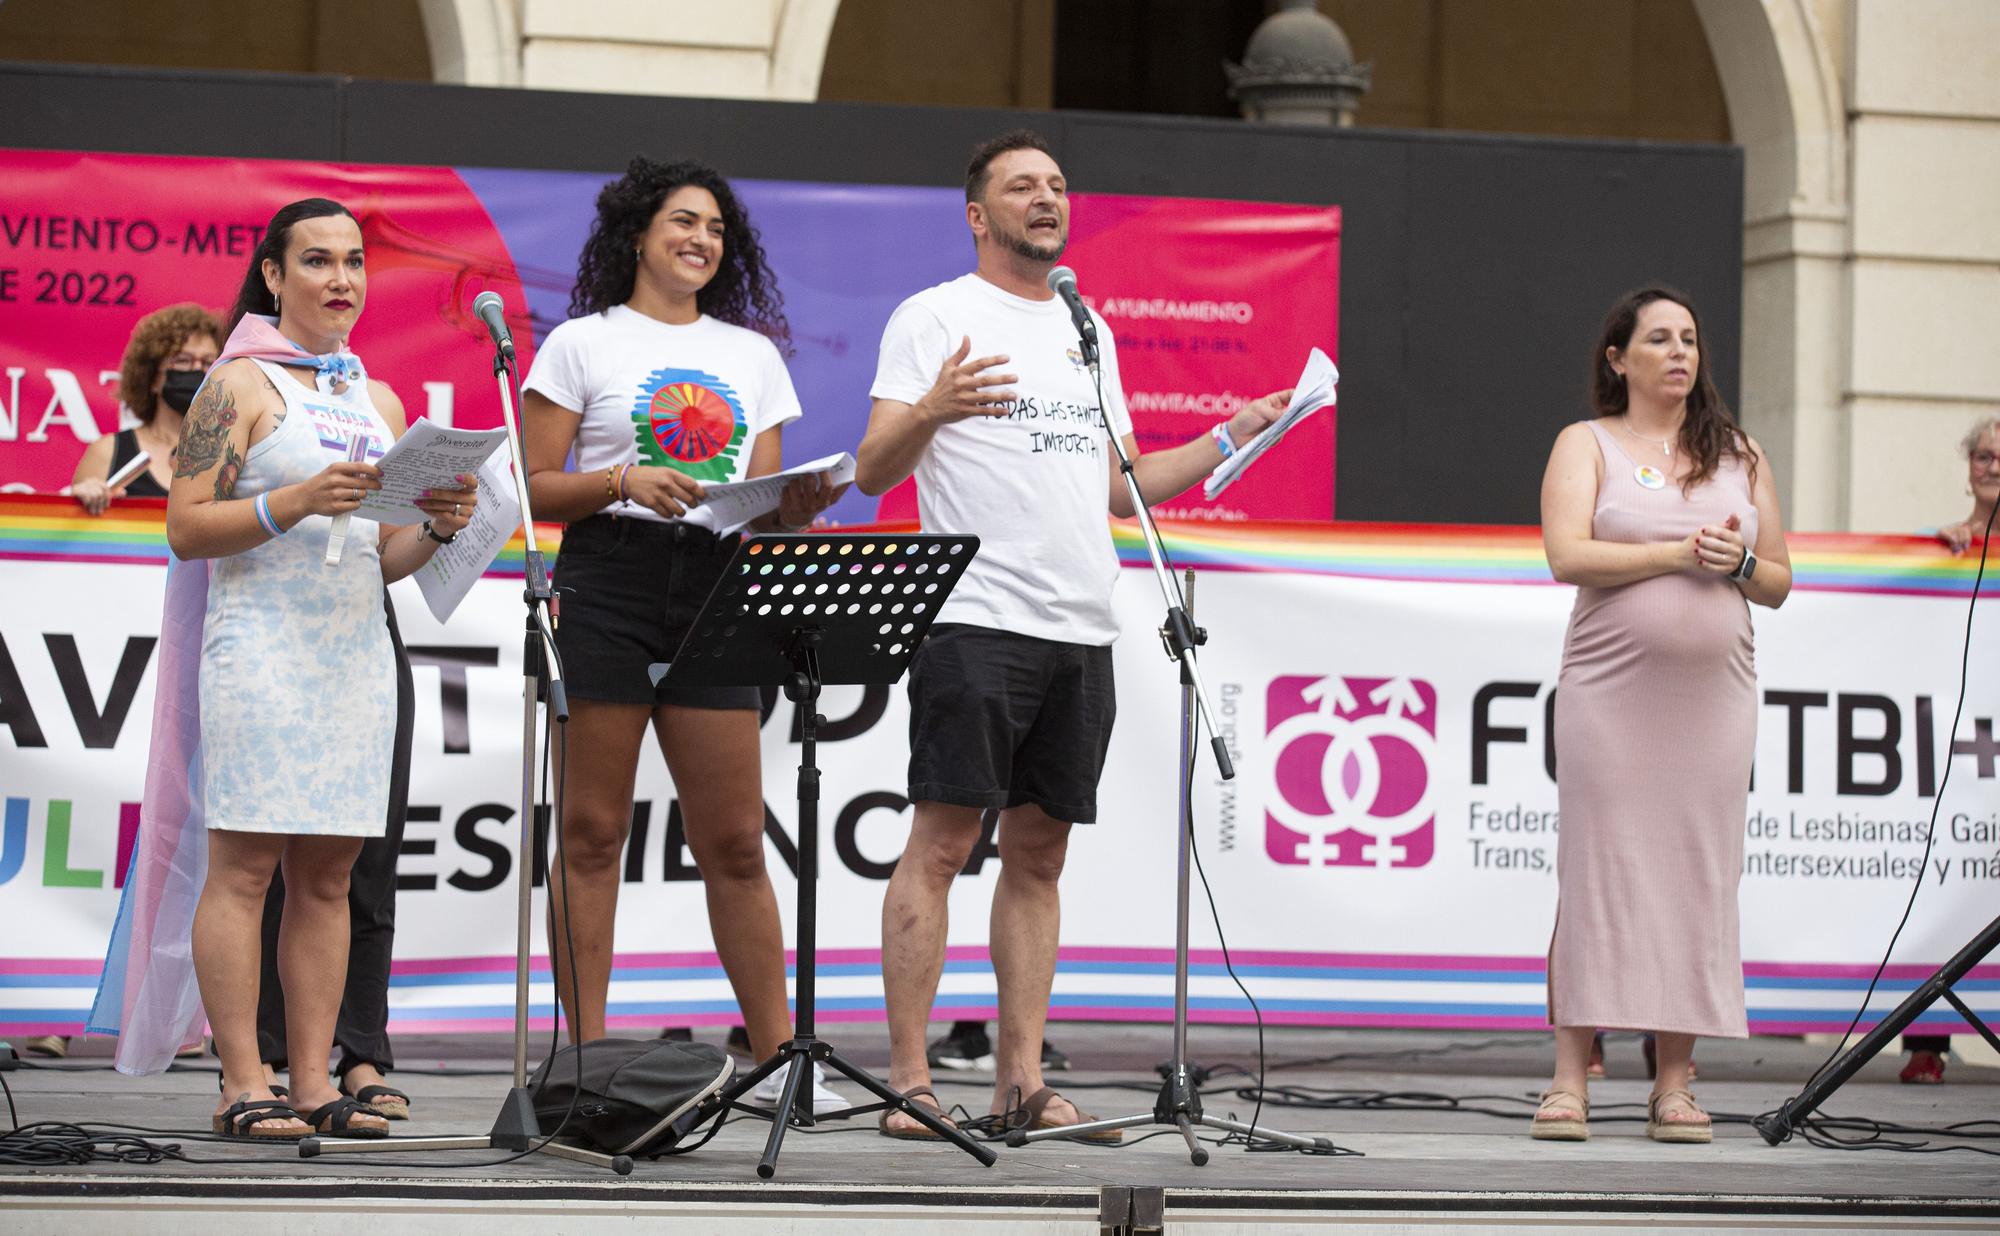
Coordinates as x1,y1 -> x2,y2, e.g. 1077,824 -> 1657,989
86,317 -> 365,1075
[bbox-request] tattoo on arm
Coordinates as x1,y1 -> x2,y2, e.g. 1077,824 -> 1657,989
175,380 -> 240,480
214,440 -> 244,500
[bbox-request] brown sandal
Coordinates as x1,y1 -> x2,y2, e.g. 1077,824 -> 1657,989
878,1086 -> 958,1141
1646,1088 -> 1711,1143
1530,1088 -> 1588,1141
1012,1086 -> 1122,1144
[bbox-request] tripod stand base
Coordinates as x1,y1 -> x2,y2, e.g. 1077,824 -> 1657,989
706,1035 -> 997,1178
299,1084 -> 634,1175
1004,1071 -> 1333,1164
1758,911 -> 2000,1146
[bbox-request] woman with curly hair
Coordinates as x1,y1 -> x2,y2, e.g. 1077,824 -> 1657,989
70,303 -> 223,514
1533,286 -> 1791,1144
522,157 -> 845,1113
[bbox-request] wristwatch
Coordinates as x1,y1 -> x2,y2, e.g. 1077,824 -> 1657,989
421,519 -> 458,546
1731,547 -> 1757,581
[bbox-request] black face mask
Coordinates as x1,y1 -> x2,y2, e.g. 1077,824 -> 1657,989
160,370 -> 204,413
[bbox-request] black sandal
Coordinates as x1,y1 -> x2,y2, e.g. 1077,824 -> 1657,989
212,1097 -> 308,1141
340,1074 -> 410,1121
300,1096 -> 390,1139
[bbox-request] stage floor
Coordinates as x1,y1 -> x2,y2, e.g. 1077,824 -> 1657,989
4,1024 -> 1996,1233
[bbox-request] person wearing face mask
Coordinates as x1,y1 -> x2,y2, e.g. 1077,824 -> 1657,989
521,156 -> 847,1115
69,304 -> 223,515
1533,286 -> 1792,1145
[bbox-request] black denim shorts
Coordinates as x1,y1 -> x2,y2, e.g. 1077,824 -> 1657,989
552,514 -> 761,709
906,623 -> 1117,824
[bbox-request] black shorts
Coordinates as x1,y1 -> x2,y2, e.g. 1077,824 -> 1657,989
552,514 -> 761,710
906,623 -> 1116,824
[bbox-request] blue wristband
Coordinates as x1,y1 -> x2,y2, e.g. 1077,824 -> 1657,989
253,492 -> 282,538
1212,423 -> 1237,459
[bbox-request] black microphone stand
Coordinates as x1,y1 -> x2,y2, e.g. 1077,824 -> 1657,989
303,316 -> 630,1174
1009,294 -> 1332,1160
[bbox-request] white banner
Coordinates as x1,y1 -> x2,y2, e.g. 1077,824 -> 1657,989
2,502 -> 1995,1038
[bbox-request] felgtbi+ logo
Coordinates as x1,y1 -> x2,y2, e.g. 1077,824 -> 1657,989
1264,674 -> 1436,869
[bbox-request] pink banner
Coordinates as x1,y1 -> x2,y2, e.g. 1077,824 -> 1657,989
0,149 -> 532,495
1073,192 -> 1340,522
2,150 -> 1340,522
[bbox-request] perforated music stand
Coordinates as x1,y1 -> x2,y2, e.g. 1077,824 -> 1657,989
648,532 -> 994,1178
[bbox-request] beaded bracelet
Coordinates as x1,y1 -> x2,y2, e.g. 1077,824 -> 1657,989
604,466 -> 619,501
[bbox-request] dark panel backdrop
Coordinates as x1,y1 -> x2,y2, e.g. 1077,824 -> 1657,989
0,61 -> 1743,525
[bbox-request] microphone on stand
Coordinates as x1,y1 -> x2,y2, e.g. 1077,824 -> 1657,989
472,290 -> 515,362
1045,265 -> 1099,369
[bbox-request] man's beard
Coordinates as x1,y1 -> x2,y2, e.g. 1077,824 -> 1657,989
994,218 -> 1066,263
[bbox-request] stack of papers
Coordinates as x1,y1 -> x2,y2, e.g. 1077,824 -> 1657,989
1203,347 -> 1338,500
354,419 -> 513,522
682,452 -> 856,536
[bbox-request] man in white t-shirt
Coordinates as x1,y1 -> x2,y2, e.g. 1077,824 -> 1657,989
857,130 -> 1294,1141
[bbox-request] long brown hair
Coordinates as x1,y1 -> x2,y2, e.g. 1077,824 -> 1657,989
1590,286 -> 1753,494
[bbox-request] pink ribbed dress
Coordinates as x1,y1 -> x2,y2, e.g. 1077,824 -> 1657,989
1547,419 -> 1757,1038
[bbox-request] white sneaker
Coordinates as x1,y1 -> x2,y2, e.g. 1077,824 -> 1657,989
748,1060 -> 852,1116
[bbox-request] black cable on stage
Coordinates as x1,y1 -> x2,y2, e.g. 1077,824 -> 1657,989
1759,504 -> 1995,1136
1223,1079 -> 2000,1156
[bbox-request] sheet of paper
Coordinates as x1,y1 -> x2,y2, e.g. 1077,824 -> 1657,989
1203,347 -> 1338,500
413,451 -> 522,623
680,451 -> 857,536
354,419 -> 511,522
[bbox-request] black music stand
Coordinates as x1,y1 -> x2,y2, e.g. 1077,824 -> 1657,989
650,532 -> 996,1178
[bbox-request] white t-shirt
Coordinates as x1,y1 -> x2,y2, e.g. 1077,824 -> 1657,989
523,305 -> 803,522
871,273 -> 1135,645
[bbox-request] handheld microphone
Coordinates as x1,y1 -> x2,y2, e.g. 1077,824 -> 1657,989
471,291 -> 515,361
1045,266 -> 1099,366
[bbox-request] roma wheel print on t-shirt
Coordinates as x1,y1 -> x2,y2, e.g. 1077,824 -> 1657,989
630,366 -> 749,482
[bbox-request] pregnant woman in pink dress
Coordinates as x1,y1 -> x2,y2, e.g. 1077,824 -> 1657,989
1533,287 -> 1793,1143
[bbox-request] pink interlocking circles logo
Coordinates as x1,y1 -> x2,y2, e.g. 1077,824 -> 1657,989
1264,675 -> 1437,869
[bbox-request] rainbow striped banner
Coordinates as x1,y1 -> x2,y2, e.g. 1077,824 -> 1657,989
2,495 -> 1985,597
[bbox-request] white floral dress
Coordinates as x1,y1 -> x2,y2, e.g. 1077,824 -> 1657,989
198,359 -> 396,836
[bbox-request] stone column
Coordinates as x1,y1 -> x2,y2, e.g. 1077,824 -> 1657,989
1841,0 -> 2000,531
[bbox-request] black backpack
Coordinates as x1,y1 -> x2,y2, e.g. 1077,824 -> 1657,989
528,1037 -> 734,1155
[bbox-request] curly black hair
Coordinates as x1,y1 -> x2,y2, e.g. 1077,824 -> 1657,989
567,156 -> 789,353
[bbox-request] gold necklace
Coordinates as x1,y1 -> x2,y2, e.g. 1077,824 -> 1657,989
1615,418 -> 1677,457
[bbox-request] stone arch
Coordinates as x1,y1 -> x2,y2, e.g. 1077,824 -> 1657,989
418,0 -> 521,87
1691,0 -> 1850,528
1692,0 -> 1846,233
771,1 -> 844,101
417,0 -> 839,98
